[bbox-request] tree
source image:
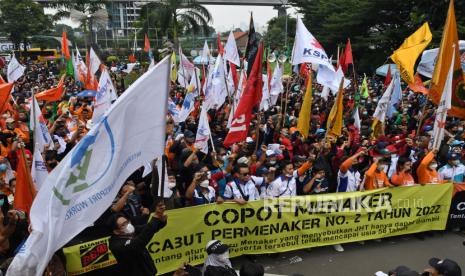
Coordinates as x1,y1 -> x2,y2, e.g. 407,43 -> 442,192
291,0 -> 465,72
0,0 -> 52,52
137,0 -> 212,44
263,15 -> 296,53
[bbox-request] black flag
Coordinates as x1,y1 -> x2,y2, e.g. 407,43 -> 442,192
245,13 -> 262,76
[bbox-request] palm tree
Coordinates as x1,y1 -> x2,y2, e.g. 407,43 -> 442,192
138,0 -> 212,44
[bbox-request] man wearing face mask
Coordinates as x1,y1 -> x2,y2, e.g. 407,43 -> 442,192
203,240 -> 236,276
109,199 -> 167,276
364,157 -> 391,190
438,153 -> 465,184
417,150 -> 446,185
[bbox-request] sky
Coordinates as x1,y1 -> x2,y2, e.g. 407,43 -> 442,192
204,5 -> 299,32
49,4 -> 299,33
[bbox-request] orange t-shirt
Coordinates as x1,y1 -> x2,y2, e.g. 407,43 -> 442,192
416,151 -> 444,184
364,163 -> 391,190
391,171 -> 415,186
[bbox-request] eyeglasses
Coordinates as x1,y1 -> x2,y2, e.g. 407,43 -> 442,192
240,172 -> 250,176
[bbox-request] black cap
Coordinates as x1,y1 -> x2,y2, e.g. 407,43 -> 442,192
184,130 -> 195,139
429,258 -> 462,276
206,240 -> 229,255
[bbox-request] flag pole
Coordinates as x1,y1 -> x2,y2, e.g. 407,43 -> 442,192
179,46 -> 189,89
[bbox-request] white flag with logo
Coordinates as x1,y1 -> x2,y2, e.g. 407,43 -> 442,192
195,105 -> 211,154
204,55 -> 227,110
30,96 -> 52,153
89,47 -> 101,75
316,65 -> 350,93
31,147 -> 48,191
7,55 -> 25,83
6,56 -> 171,276
372,79 -> 394,123
75,47 -> 87,82
291,17 -> 333,69
431,51 -> 454,151
92,69 -> 117,124
224,31 -> 240,66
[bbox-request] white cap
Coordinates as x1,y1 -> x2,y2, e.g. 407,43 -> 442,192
246,137 -> 254,143
237,156 -> 249,165
266,150 -> 275,157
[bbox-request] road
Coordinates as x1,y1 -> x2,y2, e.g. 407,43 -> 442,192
231,231 -> 465,276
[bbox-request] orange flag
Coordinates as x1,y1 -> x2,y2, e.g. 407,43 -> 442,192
35,75 -> 65,102
408,73 -> 429,95
0,83 -> 13,114
128,54 -> 136,63
144,34 -> 150,53
61,31 -> 71,60
14,148 -> 36,215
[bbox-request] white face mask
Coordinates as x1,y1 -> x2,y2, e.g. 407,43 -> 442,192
378,165 -> 386,171
269,160 -> 277,165
217,251 -> 229,262
458,127 -> 464,132
122,223 -> 135,235
452,160 -> 461,166
429,163 -> 438,170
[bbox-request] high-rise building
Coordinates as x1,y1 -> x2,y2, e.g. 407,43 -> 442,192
105,1 -> 142,37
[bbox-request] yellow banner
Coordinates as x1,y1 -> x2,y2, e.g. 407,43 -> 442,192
63,184 -> 453,275
62,236 -> 116,275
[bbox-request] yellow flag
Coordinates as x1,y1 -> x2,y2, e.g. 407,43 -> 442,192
370,118 -> 384,139
170,52 -> 177,82
390,23 -> 432,84
326,79 -> 344,138
430,0 -> 465,119
296,73 -> 313,138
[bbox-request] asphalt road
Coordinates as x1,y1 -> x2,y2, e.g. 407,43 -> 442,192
231,231 -> 465,276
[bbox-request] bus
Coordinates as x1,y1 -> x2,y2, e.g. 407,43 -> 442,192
14,48 -> 61,63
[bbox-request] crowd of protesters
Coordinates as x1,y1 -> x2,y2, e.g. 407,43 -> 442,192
0,52 -> 462,275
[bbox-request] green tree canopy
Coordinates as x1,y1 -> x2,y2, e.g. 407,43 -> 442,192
0,0 -> 52,50
291,0 -> 465,72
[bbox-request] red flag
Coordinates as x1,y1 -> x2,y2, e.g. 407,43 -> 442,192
384,65 -> 392,86
144,34 -> 150,53
340,39 -> 353,73
224,42 -> 263,147
35,75 -> 65,102
0,83 -> 13,113
217,33 -> 224,55
299,63 -> 309,78
230,63 -> 238,89
128,54 -> 136,63
14,148 -> 36,215
61,31 -> 70,60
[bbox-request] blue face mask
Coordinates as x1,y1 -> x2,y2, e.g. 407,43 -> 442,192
0,164 -> 7,172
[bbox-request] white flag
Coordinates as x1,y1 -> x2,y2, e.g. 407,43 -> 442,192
75,47 -> 87,82
71,51 -> 80,82
431,51 -> 454,151
270,65 -> 283,105
321,85 -> 330,101
224,31 -> 240,66
6,56 -> 171,276
89,47 -> 101,75
353,106 -> 361,130
417,40 -> 465,78
201,40 -> 211,61
7,55 -> 25,82
227,70 -> 245,128
373,79 -> 394,123
195,105 -> 211,154
204,55 -> 227,110
178,46 -> 195,88
30,96 -> 52,153
291,17 -> 333,69
31,147 -> 48,191
316,65 -> 350,93
148,58 -> 156,70
123,63 -> 137,74
92,69 -> 117,124
173,92 -> 196,123
260,74 -> 271,111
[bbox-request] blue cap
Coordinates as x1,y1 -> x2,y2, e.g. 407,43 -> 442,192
451,140 -> 464,146
316,129 -> 326,134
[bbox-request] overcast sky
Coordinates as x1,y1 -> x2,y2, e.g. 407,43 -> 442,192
49,4 -> 299,33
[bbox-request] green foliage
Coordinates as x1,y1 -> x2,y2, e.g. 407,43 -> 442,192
136,0 -> 213,43
263,16 -> 296,52
106,55 -> 119,63
0,0 -> 52,49
291,0 -> 465,72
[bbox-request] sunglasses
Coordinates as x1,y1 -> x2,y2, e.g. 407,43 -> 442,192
240,172 -> 250,176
